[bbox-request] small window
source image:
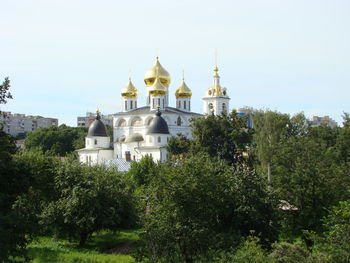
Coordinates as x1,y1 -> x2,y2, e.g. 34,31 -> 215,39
163,99 -> 164,108
94,139 -> 97,145
158,136 -> 161,143
133,155 -> 136,160
222,103 -> 227,112
177,116 -> 182,126
125,100 -> 127,110
178,101 -> 181,108
135,101 -> 137,108
167,137 -> 169,142
184,101 -> 187,109
158,98 -> 161,108
152,98 -> 155,108
189,101 -> 191,111
130,101 -> 133,109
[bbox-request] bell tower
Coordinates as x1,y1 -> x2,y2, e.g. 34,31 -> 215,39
203,66 -> 230,115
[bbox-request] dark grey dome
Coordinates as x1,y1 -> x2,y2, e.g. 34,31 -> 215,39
147,109 -> 170,134
88,113 -> 108,137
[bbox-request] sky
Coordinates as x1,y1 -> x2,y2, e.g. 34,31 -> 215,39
1,0 -> 349,126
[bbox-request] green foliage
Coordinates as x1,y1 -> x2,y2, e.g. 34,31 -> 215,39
268,242 -> 327,263
166,133 -> 191,156
136,154 -> 276,263
40,160 -> 136,246
0,131 -> 28,262
24,125 -> 88,156
190,110 -> 252,165
273,126 -> 350,239
215,237 -> 273,263
315,200 -> 350,262
0,77 -> 12,107
128,155 -> 158,187
252,110 -> 292,184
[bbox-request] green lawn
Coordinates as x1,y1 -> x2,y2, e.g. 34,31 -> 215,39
16,230 -> 140,263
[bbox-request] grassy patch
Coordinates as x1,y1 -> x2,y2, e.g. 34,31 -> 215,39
17,230 -> 139,263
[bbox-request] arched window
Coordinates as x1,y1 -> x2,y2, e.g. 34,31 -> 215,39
94,139 -> 97,145
178,101 -> 181,108
222,103 -> 227,112
131,117 -> 143,126
125,100 -> 127,110
158,136 -> 161,143
117,119 -> 127,127
130,101 -> 133,109
189,101 -> 191,111
184,101 -> 187,109
146,117 -> 154,126
135,101 -> 137,108
177,116 -> 182,126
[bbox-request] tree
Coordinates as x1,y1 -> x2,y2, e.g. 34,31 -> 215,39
128,155 -> 158,187
252,110 -> 290,186
273,129 -> 350,240
137,154 -> 276,263
190,110 -> 252,165
0,77 -> 12,108
41,160 -> 136,246
25,125 -> 87,156
166,133 -> 191,157
319,200 -> 350,262
0,78 -> 30,262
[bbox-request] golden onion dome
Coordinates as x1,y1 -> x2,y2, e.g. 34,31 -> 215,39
121,78 -> 138,98
149,76 -> 167,96
175,79 -> 192,98
144,57 -> 171,87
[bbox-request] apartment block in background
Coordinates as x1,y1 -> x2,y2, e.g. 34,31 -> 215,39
0,112 -> 58,137
77,112 -> 113,128
309,116 -> 337,128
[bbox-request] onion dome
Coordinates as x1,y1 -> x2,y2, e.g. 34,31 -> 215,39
175,78 -> 192,98
144,57 -> 171,87
148,76 -> 167,96
147,108 -> 170,134
121,78 -> 138,98
88,111 -> 108,137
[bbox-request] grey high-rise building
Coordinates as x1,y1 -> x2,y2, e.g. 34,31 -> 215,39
0,112 -> 58,137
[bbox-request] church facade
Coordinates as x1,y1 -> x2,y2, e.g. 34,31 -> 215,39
77,57 -> 230,165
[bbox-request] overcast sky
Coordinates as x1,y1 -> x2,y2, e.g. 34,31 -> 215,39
1,0 -> 349,126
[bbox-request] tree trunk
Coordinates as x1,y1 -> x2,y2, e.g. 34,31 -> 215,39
267,162 -> 272,190
79,232 -> 89,247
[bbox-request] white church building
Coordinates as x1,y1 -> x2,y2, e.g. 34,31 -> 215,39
77,57 -> 230,166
